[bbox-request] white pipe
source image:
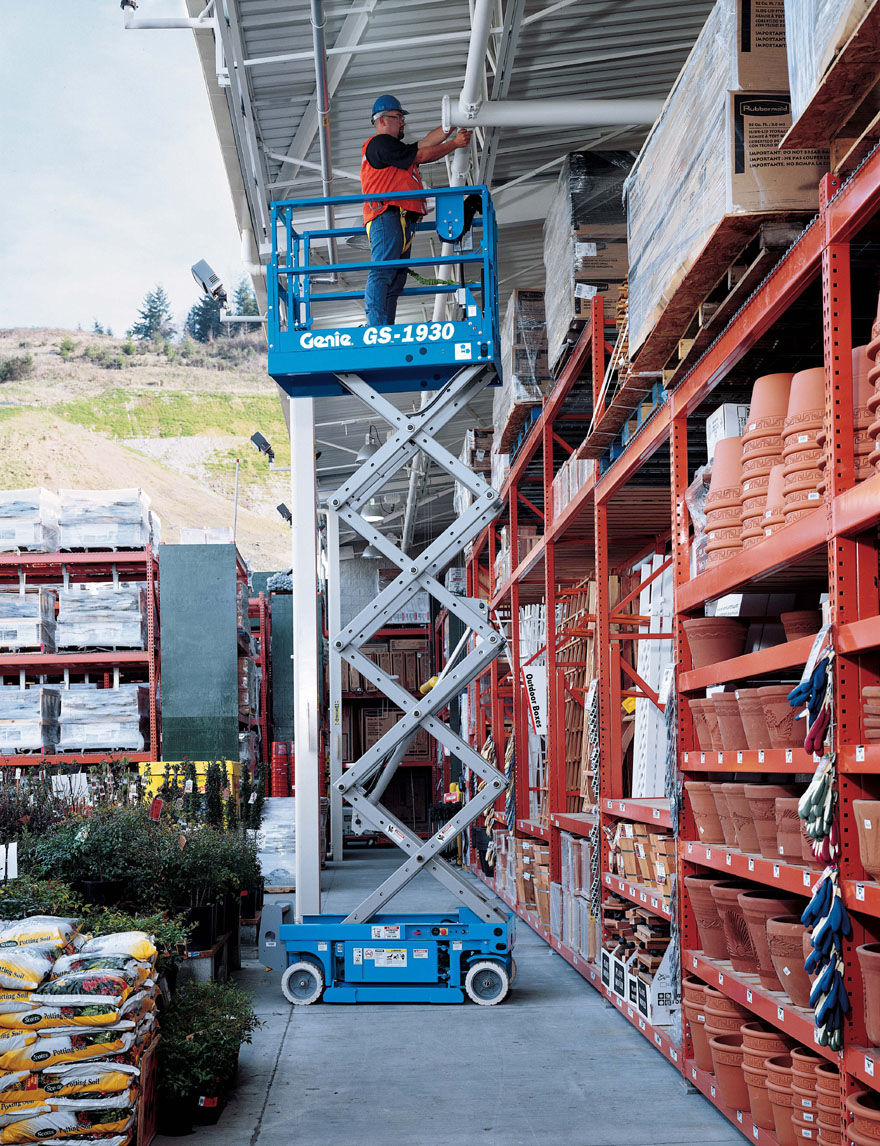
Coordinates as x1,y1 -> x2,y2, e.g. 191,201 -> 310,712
310,0 -> 337,268
122,9 -> 215,30
264,150 -> 359,183
459,0 -> 495,119
242,26 -> 502,68
442,95 -> 663,131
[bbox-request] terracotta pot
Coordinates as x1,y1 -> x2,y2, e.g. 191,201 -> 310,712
785,368 -> 826,433
707,436 -> 744,509
685,876 -> 730,959
741,1022 -> 795,1058
780,611 -> 822,642
707,505 -> 743,529
766,1054 -> 795,1088
743,1064 -> 776,1129
684,1000 -> 714,1070
765,461 -> 787,509
853,801 -> 880,881
845,1091 -> 880,1140
768,1079 -> 798,1146
791,1046 -> 822,1084
783,468 -> 823,496
767,915 -> 813,1007
707,525 -> 745,548
757,688 -> 801,750
725,783 -> 762,853
784,505 -> 820,524
710,882 -> 759,971
816,1095 -> 841,1118
682,617 -> 747,669
745,373 -> 794,444
706,545 -> 742,567
856,944 -> 880,1046
737,690 -> 770,752
740,890 -> 804,989
792,1083 -> 818,1117
743,493 -> 769,515
703,983 -> 750,1016
703,701 -> 724,751
848,1124 -> 880,1146
683,975 -> 705,1005
711,783 -> 739,847
792,1112 -> 820,1138
816,1133 -> 841,1146
741,472 -> 772,500
688,699 -> 715,752
706,1004 -> 752,1037
744,432 -> 784,457
814,1061 -> 840,1098
854,344 -> 874,417
685,781 -> 726,844
804,930 -> 818,995
784,487 -> 824,512
743,532 -> 767,549
742,452 -> 783,478
776,797 -> 805,859
744,783 -> 801,859
709,1033 -> 751,1112
713,694 -> 749,752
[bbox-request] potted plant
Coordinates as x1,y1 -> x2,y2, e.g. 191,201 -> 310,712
165,827 -> 238,951
157,980 -> 259,1134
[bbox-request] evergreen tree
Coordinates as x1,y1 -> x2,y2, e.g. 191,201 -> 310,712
182,760 -> 200,822
231,277 -> 259,336
185,294 -> 222,343
251,762 -> 266,828
129,285 -> 175,341
204,760 -> 224,827
240,763 -> 253,828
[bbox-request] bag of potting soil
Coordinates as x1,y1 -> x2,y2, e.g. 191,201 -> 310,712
76,933 -> 156,964
0,1027 -> 136,1071
0,920 -> 79,952
19,1139 -> 130,1146
37,1063 -> 139,1100
50,954 -> 153,986
0,1004 -> 137,1033
33,971 -> 136,1007
0,1104 -> 134,1142
0,1103 -> 51,1129
52,1087 -> 138,1112
0,992 -> 36,1014
0,949 -> 56,991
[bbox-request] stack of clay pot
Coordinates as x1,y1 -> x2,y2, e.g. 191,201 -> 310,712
706,436 -> 744,565
742,1025 -> 795,1133
705,989 -> 752,1110
688,697 -> 723,751
739,888 -> 805,990
816,344 -> 876,495
740,373 -> 793,547
736,687 -> 771,748
781,367 -> 826,523
744,784 -> 802,858
757,685 -> 803,749
767,915 -> 814,1006
760,463 -> 787,541
853,800 -> 880,882
846,1089 -> 880,1146
681,616 -> 747,669
814,1060 -> 843,1146
865,296 -> 880,476
857,942 -> 880,1053
861,686 -> 880,743
780,610 -> 823,641
683,976 -> 714,1070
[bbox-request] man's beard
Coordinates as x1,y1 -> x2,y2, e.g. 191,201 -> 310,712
398,126 -> 405,140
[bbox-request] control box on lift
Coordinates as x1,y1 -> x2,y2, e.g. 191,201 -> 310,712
279,908 -> 516,1005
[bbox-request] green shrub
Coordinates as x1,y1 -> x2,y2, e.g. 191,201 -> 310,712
58,336 -> 75,359
158,980 -> 259,1098
0,353 -> 34,382
0,876 -> 83,921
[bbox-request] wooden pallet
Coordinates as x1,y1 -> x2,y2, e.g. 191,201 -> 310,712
630,211 -> 813,373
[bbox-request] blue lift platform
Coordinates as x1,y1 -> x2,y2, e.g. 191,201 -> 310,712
267,186 -> 515,1005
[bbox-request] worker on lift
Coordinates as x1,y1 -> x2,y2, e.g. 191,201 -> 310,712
361,94 -> 472,327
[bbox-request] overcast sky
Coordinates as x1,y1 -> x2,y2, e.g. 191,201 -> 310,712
0,2 -> 243,337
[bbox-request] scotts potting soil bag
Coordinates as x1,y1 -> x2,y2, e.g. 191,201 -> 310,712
0,994 -> 38,1015
77,934 -> 156,964
33,971 -> 136,1007
0,950 -> 55,992
0,920 -> 79,952
0,1105 -> 51,1130
0,989 -> 152,1033
0,1028 -> 137,1072
17,1139 -> 130,1146
52,1087 -> 138,1111
0,1064 -> 139,1106
50,955 -> 153,986
0,1105 -> 134,1142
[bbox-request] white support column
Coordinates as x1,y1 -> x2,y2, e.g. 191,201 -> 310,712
326,509 -> 344,864
291,396 -> 322,920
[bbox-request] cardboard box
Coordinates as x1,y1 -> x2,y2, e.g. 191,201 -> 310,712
534,886 -> 551,928
784,0 -> 873,125
706,403 -> 751,461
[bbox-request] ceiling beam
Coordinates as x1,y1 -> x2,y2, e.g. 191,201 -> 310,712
477,0 -> 526,188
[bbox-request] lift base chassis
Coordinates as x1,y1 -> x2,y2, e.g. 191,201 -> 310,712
280,908 -> 515,1004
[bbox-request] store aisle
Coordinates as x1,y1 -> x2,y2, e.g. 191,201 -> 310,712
156,851 -> 744,1146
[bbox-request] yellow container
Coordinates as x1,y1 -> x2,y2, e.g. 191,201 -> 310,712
138,760 -> 241,812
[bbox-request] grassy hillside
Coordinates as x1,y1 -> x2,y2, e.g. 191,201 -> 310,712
0,328 -> 292,569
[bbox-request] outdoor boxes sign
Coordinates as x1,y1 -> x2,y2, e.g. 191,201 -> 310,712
521,665 -> 548,735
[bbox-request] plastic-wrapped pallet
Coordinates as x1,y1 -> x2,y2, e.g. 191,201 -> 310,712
0,491 -> 59,554
57,490 -> 159,550
490,445 -> 509,492
494,290 -> 548,452
0,925 -> 160,1146
560,832 -> 575,895
625,0 -> 829,359
0,591 -> 57,654
57,686 -> 148,752
56,586 -> 146,651
578,896 -> 595,960
784,0 -> 874,124
543,153 -> 632,372
549,881 -> 563,940
0,687 -> 60,753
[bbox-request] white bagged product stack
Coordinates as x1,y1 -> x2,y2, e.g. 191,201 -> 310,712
0,591 -> 57,654
57,686 -> 149,753
56,585 -> 146,651
0,687 -> 60,754
0,924 -> 159,1146
57,491 -> 159,551
494,289 -> 549,452
0,491 -> 59,555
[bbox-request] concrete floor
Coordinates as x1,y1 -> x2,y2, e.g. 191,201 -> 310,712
155,850 -> 745,1146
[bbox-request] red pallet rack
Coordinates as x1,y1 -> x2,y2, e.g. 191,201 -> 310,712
0,548 -> 160,765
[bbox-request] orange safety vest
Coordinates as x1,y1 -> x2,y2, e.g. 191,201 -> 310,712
360,139 -> 427,225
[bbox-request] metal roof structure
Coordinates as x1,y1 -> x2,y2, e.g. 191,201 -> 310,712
141,0 -> 716,549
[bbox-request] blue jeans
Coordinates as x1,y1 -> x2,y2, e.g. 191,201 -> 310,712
364,209 -> 415,326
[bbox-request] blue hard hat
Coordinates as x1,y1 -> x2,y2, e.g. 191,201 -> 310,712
371,94 -> 409,120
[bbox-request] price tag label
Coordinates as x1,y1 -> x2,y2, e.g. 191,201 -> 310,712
786,749 -> 793,763
718,972 -> 724,985
684,753 -> 689,763
651,898 -> 658,910
640,892 -> 647,903
693,956 -> 698,969
718,753 -> 724,764
706,849 -> 712,860
813,1028 -> 820,1044
671,1047 -> 678,1062
605,874 -> 610,885
711,1085 -> 716,1099
619,801 -> 626,812
753,1127 -> 760,1140
618,880 -> 624,891
748,857 -> 755,871
737,752 -> 743,764
773,864 -> 780,879
857,745 -> 866,762
726,853 -> 732,866
747,989 -> 753,1004
803,871 -> 812,887
701,752 -> 706,763
653,807 -> 661,820
857,884 -> 866,901
758,749 -> 765,763
737,1111 -> 743,1124
688,842 -> 693,855
777,1006 -> 785,1021
692,1067 -> 698,1081
866,1055 -> 875,1077
654,1032 -> 662,1047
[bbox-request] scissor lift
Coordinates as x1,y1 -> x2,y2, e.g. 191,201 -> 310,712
269,186 -> 516,1005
